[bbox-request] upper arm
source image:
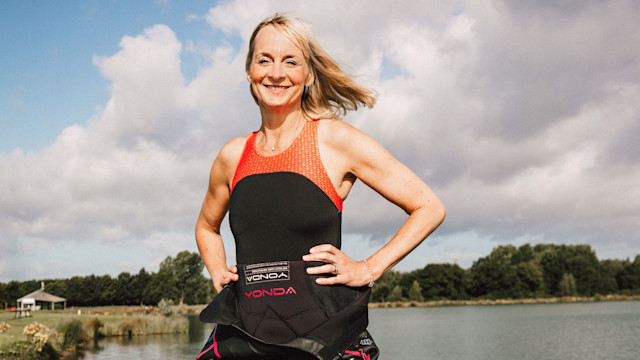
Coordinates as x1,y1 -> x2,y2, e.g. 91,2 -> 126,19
196,137 -> 247,234
323,121 -> 444,216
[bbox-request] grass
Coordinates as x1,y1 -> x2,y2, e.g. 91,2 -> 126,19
0,306 -> 191,349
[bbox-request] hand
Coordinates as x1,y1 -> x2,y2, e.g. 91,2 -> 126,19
213,265 -> 239,293
303,244 -> 372,287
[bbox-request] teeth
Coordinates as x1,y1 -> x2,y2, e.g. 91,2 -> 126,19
266,85 -> 287,90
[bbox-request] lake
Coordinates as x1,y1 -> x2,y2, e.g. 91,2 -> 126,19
80,300 -> 640,359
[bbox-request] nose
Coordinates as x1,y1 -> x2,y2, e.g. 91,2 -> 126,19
268,61 -> 285,82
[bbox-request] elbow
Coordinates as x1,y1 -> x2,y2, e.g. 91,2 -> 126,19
429,199 -> 446,226
437,203 -> 446,224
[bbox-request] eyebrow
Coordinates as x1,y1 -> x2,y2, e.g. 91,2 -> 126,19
255,51 -> 302,60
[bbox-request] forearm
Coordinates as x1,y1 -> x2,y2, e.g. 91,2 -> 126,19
366,204 -> 446,281
195,220 -> 229,288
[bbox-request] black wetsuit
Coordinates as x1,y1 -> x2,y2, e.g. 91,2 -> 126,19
198,120 -> 379,360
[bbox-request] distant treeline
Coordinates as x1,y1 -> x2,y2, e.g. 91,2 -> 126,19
1,251 -> 213,308
372,243 -> 640,302
2,244 -> 640,308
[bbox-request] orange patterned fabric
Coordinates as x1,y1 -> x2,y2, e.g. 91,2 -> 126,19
231,120 -> 343,212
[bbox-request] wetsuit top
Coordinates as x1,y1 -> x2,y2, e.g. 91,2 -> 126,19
229,119 -> 343,265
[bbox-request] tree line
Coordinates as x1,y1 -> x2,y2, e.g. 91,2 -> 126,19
0,251 -> 213,308
2,244 -> 640,308
371,243 -> 640,302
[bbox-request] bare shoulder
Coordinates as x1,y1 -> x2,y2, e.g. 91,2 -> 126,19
316,119 -> 370,151
210,133 -> 252,183
217,134 -> 250,165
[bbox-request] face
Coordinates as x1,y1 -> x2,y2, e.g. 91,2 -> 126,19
247,25 -> 313,112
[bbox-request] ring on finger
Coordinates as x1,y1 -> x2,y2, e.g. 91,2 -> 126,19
331,264 -> 339,275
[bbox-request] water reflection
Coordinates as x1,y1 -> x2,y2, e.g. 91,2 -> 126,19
79,314 -> 213,360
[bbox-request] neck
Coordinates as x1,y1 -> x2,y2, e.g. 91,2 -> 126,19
258,108 -> 307,151
260,107 -> 307,133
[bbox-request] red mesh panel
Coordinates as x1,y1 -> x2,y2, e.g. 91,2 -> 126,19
231,120 -> 343,211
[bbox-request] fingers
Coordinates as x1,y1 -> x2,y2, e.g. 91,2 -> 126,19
308,244 -> 338,254
306,263 -> 337,275
303,244 -> 342,264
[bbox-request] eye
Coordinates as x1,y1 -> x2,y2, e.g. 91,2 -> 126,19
285,60 -> 297,66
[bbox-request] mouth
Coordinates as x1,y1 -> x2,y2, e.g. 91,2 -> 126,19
264,85 -> 289,92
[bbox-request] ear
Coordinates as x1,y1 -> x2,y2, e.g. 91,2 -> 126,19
246,73 -> 251,82
305,72 -> 315,87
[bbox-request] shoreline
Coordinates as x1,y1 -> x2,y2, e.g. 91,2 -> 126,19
368,294 -> 640,308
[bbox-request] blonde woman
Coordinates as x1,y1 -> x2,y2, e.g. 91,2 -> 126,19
195,14 -> 445,360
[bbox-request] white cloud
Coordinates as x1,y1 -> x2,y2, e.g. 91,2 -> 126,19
2,0 -> 640,281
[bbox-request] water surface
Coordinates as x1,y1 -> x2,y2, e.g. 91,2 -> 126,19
81,300 -> 640,359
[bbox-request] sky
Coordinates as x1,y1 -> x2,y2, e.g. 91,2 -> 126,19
1,0 -> 640,283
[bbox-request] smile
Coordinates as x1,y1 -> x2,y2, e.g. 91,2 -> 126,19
264,85 -> 289,91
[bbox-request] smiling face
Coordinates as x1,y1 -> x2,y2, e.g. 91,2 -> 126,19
247,25 -> 313,113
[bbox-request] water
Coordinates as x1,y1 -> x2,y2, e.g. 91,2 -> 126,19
80,301 -> 640,360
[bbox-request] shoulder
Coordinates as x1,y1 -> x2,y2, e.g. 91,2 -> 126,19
211,133 -> 253,180
316,118 -> 381,155
316,119 -> 368,149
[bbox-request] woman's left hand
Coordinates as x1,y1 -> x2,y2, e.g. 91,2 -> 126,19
303,244 -> 372,287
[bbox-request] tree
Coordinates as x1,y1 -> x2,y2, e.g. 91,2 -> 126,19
598,259 -> 625,294
371,285 -> 391,302
539,248 -> 565,296
407,280 -> 424,302
558,273 -> 577,297
115,272 -> 134,305
132,268 -> 153,305
172,251 -> 206,305
617,255 -> 640,291
468,245 -> 520,298
515,261 -> 543,297
387,285 -> 404,302
418,264 -> 466,300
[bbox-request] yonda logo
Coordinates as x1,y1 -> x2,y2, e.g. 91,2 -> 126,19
245,261 -> 291,285
245,287 -> 297,298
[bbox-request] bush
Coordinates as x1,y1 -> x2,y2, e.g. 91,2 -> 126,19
86,317 -> 104,339
0,321 -> 11,333
157,298 -> 175,317
0,322 -> 59,360
58,319 -> 87,350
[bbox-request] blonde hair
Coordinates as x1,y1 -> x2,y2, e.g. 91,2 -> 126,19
246,14 -> 376,118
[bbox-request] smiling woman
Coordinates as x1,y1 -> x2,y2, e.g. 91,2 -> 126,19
247,25 -> 312,119
195,13 -> 445,360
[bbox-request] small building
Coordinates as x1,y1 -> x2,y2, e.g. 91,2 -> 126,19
17,282 -> 66,311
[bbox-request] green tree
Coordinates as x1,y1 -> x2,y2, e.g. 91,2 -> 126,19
387,285 -> 404,302
538,247 -> 565,296
371,285 -> 391,302
418,264 -> 466,300
598,259 -> 625,294
617,255 -> 640,291
132,268 -> 153,305
115,272 -> 135,305
407,280 -> 424,302
172,251 -> 206,305
558,273 -> 577,297
468,245 -> 520,298
515,261 -> 543,297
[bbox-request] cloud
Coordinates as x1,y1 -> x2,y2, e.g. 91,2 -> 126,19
2,0 -> 640,281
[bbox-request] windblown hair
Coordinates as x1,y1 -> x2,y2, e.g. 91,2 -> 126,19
246,13 -> 377,118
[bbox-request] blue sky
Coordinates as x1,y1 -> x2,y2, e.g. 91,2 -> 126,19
2,0 -> 640,282
1,0 -> 231,152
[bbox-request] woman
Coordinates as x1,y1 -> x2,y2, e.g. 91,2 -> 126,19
195,14 -> 445,360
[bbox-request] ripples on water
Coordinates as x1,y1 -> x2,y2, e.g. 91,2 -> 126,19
81,300 -> 640,360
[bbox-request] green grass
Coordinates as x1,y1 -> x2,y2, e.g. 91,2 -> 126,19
0,307 -> 190,348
